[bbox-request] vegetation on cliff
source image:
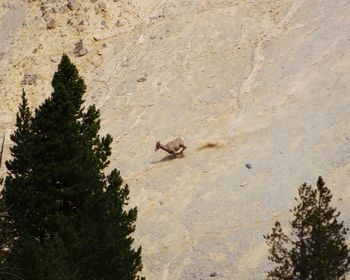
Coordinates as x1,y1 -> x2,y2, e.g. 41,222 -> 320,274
0,55 -> 143,280
265,177 -> 350,279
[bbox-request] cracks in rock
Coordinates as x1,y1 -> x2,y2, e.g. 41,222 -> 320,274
149,0 -> 240,22
235,0 -> 305,110
236,37 -> 265,110
149,0 -> 171,23
229,0 -> 305,137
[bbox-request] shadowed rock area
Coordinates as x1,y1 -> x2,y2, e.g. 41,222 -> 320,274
1,0 -> 350,279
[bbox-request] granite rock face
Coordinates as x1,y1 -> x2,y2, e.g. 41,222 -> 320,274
1,0 -> 350,279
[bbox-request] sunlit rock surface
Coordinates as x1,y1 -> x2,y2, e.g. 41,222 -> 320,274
1,1 -> 350,279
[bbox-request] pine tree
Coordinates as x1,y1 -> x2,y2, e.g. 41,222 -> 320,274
0,89 -> 33,277
6,89 -> 33,176
0,131 -> 5,185
1,54 -> 143,279
264,177 -> 350,279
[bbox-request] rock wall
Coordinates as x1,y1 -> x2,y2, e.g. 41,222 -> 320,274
1,0 -> 350,279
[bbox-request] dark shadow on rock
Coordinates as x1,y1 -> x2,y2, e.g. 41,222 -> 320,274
150,155 -> 175,164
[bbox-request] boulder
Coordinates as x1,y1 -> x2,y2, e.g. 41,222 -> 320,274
21,73 -> 37,86
116,18 -> 127,27
46,18 -> 57,30
73,39 -> 88,57
67,0 -> 78,10
98,1 -> 107,12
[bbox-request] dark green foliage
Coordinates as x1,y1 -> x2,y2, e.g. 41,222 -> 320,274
264,177 -> 350,280
0,131 -> 5,185
0,89 -> 33,279
1,54 -> 143,279
6,90 -> 33,176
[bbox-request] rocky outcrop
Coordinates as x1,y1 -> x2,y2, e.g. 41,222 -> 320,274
21,73 -> 37,85
73,39 -> 88,57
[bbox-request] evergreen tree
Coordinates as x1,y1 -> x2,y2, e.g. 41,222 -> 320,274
6,89 -> 32,176
1,54 -> 143,279
0,131 -> 5,185
0,89 -> 33,277
264,177 -> 350,279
